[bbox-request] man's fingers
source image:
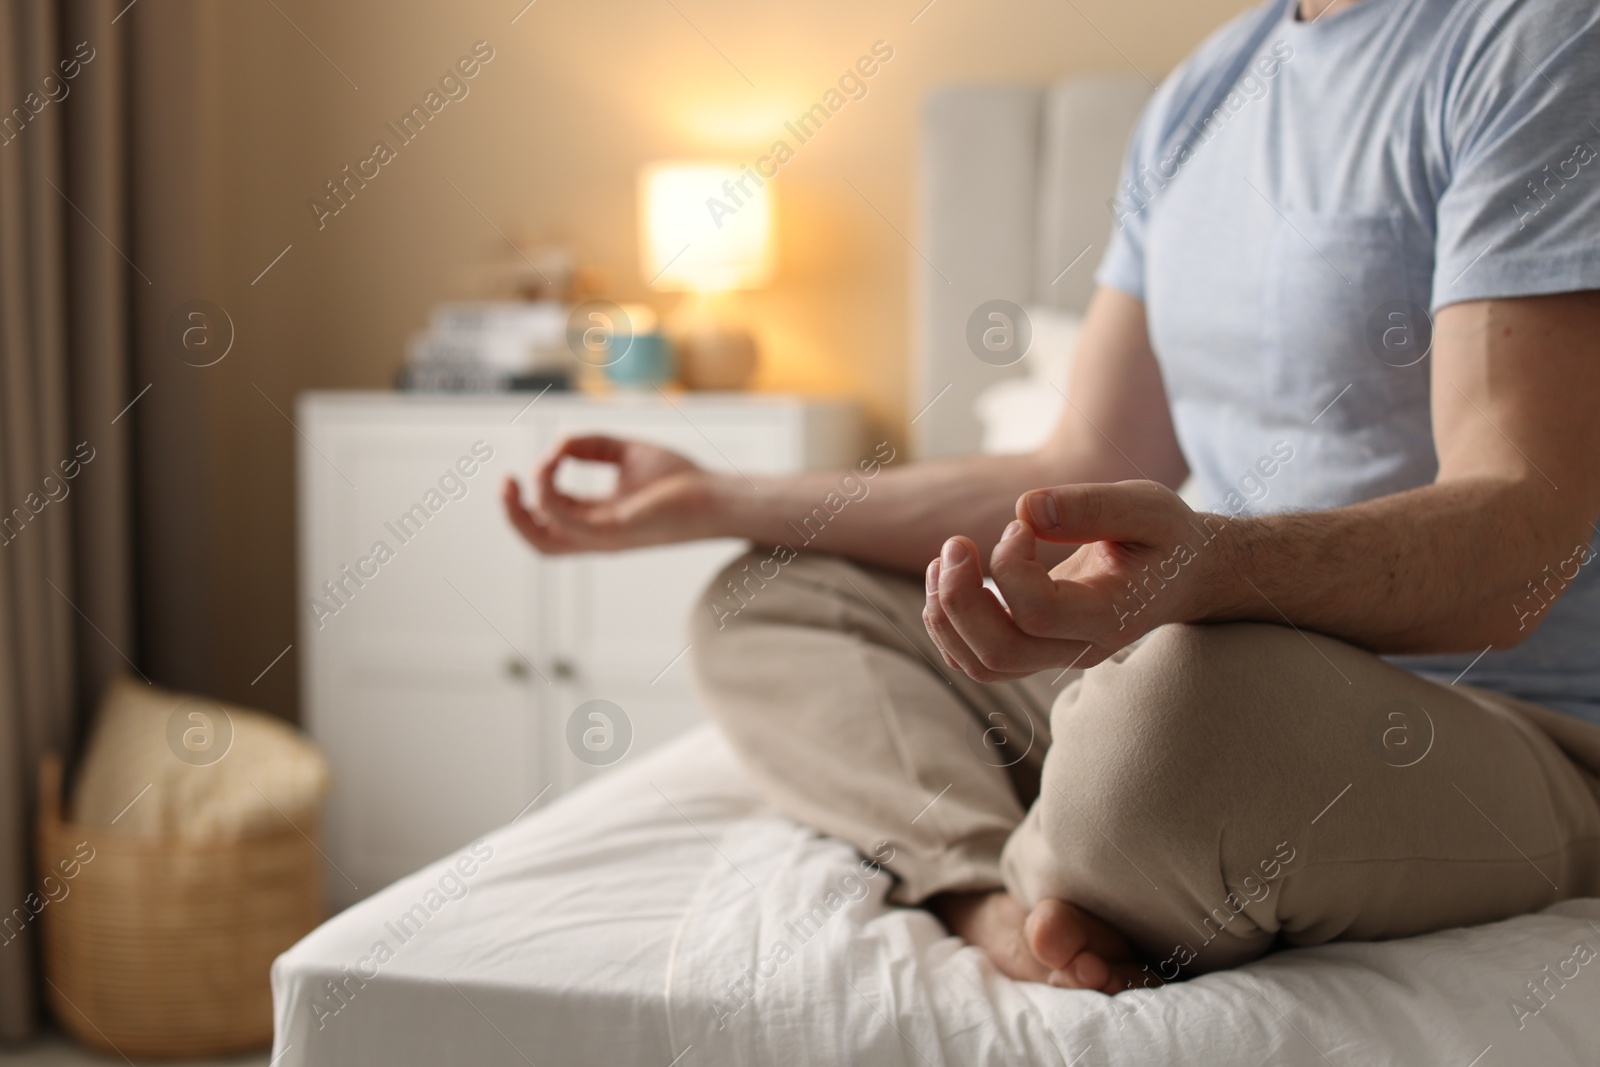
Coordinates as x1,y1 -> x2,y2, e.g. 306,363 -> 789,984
925,595 -> 1019,679
988,521 -> 1067,636
536,465 -> 619,523
923,552 -> 1011,678
558,434 -> 629,461
934,536 -> 1076,677
502,477 -> 568,552
922,561 -> 965,672
503,476 -> 536,532
924,558 -> 981,673
535,435 -> 628,509
990,520 -> 1117,640
535,450 -> 571,509
536,451 -> 584,511
1017,481 -> 1173,546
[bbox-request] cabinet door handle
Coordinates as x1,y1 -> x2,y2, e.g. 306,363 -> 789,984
551,657 -> 578,681
504,657 -> 531,681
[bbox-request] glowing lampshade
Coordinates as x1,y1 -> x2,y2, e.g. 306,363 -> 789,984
640,163 -> 774,292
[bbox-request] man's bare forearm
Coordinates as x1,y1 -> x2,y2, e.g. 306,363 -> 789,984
1192,295 -> 1600,656
688,287 -> 1187,576
1202,476 -> 1593,654
707,448 -> 1129,576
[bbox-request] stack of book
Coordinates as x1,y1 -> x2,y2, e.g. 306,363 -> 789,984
400,301 -> 571,393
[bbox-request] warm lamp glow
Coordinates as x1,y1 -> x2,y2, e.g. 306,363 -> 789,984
640,162 -> 774,292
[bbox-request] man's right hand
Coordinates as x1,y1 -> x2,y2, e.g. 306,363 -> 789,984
501,434 -> 724,554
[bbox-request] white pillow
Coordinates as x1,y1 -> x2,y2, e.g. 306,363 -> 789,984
72,677 -> 331,842
1022,305 -> 1082,386
975,378 -> 1063,455
975,306 -> 1080,454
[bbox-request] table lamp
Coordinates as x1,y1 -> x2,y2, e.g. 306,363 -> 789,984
639,162 -> 774,390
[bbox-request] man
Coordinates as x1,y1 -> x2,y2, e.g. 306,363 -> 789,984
505,0 -> 1600,993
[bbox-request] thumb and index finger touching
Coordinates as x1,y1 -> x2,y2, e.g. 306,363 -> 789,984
1015,482 -> 1171,547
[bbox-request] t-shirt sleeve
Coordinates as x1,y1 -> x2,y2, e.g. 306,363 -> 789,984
1431,1 -> 1600,310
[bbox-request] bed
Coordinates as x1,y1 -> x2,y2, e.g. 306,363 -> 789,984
271,76 -> 1600,1064
272,726 -> 1600,1065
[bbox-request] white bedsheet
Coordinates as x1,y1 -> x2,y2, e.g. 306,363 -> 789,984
272,725 -> 1600,1066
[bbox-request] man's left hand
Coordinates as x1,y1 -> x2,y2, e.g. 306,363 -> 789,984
922,481 -> 1223,681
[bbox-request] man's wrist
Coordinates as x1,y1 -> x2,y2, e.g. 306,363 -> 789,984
699,470 -> 762,541
1184,510 -> 1260,624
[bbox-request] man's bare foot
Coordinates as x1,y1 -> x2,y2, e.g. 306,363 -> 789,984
1024,897 -> 1150,994
928,889 -> 1051,982
929,889 -> 1151,994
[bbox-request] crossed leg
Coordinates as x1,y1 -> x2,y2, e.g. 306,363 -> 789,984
690,550 -> 1600,989
1002,620 -> 1600,984
689,549 -> 1060,903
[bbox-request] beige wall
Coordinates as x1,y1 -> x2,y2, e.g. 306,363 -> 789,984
189,0 -> 1253,718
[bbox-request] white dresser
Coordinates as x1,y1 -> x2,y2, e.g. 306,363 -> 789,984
296,391 -> 861,907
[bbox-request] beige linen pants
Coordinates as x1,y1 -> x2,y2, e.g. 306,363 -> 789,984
689,550 -> 1600,974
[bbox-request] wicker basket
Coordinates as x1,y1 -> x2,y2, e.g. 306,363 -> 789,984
36,752 -> 325,1059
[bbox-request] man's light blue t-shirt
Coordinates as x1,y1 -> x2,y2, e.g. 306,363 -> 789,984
1098,0 -> 1600,720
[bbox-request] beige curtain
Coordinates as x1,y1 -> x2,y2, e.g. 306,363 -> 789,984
0,0 -> 134,1039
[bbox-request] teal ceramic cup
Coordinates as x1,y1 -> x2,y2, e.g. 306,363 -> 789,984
605,332 -> 674,388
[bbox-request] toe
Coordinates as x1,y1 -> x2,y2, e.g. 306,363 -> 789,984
1024,899 -> 1089,971
1028,897 -> 1154,995
1046,950 -> 1111,991
1048,955 -> 1149,995
1072,952 -> 1112,991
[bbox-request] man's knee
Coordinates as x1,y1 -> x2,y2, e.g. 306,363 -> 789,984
688,548 -> 897,700
1037,623 -> 1334,864
1059,624 -> 1278,779
689,547 -> 910,644
692,549 -> 787,640
1009,624 -> 1325,962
